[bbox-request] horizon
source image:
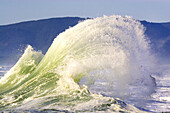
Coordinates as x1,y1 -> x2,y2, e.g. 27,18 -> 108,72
0,0 -> 170,25
0,16 -> 170,26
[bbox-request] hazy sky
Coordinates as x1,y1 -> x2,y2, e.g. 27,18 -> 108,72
0,0 -> 170,25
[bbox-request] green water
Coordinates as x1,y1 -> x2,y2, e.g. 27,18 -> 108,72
0,15 -> 155,112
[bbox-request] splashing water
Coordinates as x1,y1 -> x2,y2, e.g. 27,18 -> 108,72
0,15 -> 156,112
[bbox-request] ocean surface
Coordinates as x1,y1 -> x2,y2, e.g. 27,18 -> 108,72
0,15 -> 170,112
1,65 -> 170,112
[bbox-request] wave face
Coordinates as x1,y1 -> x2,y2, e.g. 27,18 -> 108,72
0,15 -> 156,112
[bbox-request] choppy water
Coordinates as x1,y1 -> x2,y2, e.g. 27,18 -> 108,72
1,64 -> 170,112
0,15 -> 169,112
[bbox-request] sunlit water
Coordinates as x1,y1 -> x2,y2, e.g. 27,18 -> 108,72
1,64 -> 170,112
0,15 -> 169,112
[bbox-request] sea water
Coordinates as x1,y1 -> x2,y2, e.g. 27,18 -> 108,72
0,15 -> 169,112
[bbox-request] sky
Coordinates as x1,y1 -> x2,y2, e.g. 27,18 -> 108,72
0,0 -> 170,25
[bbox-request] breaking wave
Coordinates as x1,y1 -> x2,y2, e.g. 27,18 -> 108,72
0,15 -> 156,112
